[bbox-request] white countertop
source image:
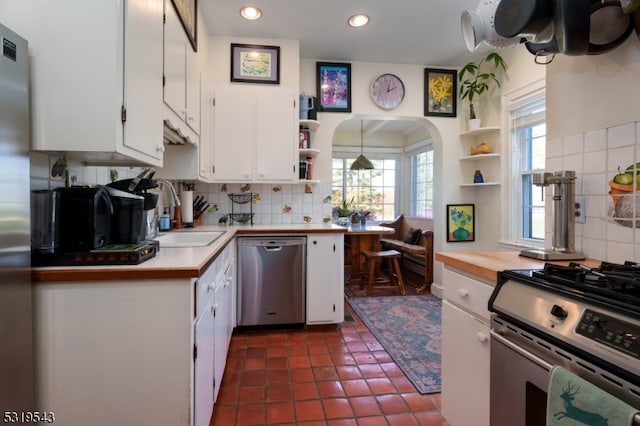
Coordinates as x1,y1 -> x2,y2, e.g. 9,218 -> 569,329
32,224 -> 346,282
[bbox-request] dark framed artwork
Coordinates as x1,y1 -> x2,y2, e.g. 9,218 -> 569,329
424,68 -> 457,117
230,43 -> 281,84
316,62 -> 352,112
446,204 -> 475,242
171,0 -> 197,51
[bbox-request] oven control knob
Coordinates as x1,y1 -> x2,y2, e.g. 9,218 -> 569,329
550,304 -> 568,319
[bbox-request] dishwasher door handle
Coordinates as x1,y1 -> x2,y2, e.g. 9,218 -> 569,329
264,245 -> 283,252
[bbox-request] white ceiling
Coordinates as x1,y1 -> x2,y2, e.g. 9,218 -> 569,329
200,0 -> 480,67
200,0 -> 484,136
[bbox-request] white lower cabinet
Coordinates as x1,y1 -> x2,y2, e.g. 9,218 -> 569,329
34,243 -> 235,426
306,234 -> 344,324
441,267 -> 493,426
213,248 -> 235,402
194,301 -> 215,426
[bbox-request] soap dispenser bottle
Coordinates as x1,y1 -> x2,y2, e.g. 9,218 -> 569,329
159,207 -> 171,232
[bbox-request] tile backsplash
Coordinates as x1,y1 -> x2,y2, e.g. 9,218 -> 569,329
29,152 -> 334,226
29,152 -> 144,191
193,182 -> 334,226
548,121 -> 640,263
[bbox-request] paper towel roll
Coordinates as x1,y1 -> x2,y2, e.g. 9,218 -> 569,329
181,191 -> 193,224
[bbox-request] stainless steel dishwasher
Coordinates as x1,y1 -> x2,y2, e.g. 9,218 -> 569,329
237,236 -> 306,327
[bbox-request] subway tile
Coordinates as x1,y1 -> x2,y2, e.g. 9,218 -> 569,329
608,122 -> 636,149
563,134 -> 583,155
584,129 -> 606,152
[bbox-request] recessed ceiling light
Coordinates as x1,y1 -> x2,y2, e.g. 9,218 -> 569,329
240,6 -> 262,20
348,14 -> 369,28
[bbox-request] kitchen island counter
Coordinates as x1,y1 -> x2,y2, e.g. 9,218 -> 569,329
435,250 -> 601,282
33,224 -> 347,282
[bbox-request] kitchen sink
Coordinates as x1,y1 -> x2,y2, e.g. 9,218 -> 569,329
154,231 -> 226,248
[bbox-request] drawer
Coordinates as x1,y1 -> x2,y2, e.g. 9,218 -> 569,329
197,261 -> 219,317
443,267 -> 494,321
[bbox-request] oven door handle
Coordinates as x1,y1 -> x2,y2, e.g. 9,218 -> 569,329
490,330 -> 553,371
491,330 -> 640,425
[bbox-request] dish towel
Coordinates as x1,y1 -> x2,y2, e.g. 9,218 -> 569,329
547,365 -> 639,426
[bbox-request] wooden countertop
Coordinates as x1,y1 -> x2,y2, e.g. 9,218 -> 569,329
435,250 -> 601,282
32,224 -> 347,283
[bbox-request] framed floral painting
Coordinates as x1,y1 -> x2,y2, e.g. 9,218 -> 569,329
424,68 -> 457,117
446,204 -> 475,242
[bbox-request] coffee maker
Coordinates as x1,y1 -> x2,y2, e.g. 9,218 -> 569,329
55,186 -> 113,252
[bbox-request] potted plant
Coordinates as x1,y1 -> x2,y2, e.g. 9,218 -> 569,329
334,197 -> 354,226
458,52 -> 508,130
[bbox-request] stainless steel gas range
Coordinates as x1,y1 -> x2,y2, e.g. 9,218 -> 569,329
488,261 -> 640,425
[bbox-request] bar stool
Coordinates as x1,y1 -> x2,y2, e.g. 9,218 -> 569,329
360,250 -> 406,296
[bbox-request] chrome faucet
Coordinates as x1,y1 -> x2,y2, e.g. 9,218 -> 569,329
156,179 -> 181,207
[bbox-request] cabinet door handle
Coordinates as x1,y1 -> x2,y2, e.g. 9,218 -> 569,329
458,288 -> 469,298
476,332 -> 489,343
156,144 -> 165,153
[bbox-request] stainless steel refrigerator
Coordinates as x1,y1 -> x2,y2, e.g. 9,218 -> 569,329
0,22 -> 33,411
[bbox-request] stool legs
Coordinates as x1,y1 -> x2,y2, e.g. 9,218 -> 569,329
361,252 -> 405,296
389,257 -> 405,295
367,256 -> 377,296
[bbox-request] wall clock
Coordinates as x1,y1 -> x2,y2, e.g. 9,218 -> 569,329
370,73 -> 405,110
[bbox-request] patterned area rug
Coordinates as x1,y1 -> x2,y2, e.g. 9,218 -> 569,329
346,294 -> 441,394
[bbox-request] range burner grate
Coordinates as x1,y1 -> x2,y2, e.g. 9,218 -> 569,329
532,261 -> 640,307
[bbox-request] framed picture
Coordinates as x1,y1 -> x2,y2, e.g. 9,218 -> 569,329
316,62 -> 352,112
170,0 -> 197,51
230,43 -> 280,84
424,68 -> 457,117
446,204 -> 475,242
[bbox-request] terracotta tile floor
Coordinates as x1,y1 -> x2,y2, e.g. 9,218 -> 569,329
210,301 -> 448,426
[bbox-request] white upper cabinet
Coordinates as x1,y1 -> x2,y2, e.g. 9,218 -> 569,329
212,86 -> 298,182
30,0 -> 164,166
163,0 -> 201,139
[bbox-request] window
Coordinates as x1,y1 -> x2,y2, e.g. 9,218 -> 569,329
331,156 -> 398,222
409,145 -> 434,218
506,84 -> 546,245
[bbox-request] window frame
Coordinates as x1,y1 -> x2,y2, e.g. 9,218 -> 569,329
331,146 -> 402,223
406,140 -> 434,218
501,78 -> 546,248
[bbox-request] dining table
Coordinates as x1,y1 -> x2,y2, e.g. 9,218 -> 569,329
344,223 -> 395,286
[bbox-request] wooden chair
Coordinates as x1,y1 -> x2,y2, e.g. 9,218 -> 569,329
360,250 -> 406,296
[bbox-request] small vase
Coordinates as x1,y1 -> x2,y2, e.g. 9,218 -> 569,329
468,118 -> 481,130
337,217 -> 350,226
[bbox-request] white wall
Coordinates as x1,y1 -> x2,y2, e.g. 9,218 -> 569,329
545,35 -> 640,263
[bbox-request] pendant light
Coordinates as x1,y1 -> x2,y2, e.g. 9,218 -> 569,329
350,119 -> 374,170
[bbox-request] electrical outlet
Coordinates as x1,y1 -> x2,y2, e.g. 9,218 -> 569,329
575,196 -> 586,224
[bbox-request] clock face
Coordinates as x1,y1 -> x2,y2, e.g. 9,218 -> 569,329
371,73 -> 405,110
